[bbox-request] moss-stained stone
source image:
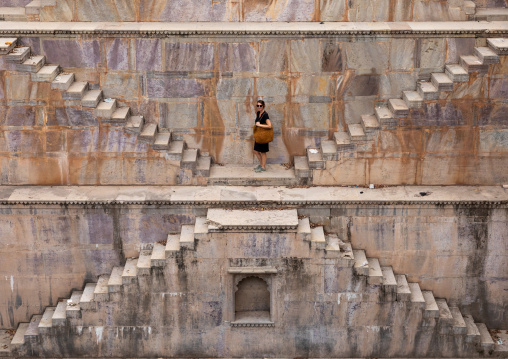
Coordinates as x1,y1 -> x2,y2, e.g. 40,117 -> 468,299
41,40 -> 100,68
105,38 -> 129,71
259,40 -> 287,73
219,43 -> 256,72
290,39 -> 321,73
165,43 -> 215,72
135,39 -> 162,72
159,102 -> 199,129
344,41 -> 389,74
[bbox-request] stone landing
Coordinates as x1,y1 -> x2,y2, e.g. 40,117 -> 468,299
208,164 -> 298,186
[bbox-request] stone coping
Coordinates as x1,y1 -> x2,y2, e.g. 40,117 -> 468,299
0,21 -> 507,37
207,209 -> 299,231
0,186 -> 506,205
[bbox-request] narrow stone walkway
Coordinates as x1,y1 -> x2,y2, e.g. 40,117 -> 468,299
208,164 -> 298,186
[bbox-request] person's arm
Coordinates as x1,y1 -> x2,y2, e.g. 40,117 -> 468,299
256,117 -> 272,129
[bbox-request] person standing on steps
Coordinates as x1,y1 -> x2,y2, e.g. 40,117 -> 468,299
253,100 -> 272,172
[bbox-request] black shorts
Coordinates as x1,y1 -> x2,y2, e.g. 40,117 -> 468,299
254,142 -> 269,153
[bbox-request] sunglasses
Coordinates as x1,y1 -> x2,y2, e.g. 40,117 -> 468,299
256,105 -> 263,107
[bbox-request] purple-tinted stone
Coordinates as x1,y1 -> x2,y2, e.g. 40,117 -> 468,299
55,107 -> 97,127
165,43 -> 215,72
489,78 -> 508,99
106,38 -> 129,71
146,76 -> 205,98
154,0 -> 227,21
99,128 -> 147,153
0,0 -> 31,6
79,213 -> 114,245
41,39 -> 100,68
478,104 -> 508,127
67,129 -> 99,153
84,249 -> 121,278
411,102 -> 466,126
446,38 -> 475,64
218,43 -> 256,72
136,39 -> 161,71
4,106 -> 35,126
19,37 -> 41,55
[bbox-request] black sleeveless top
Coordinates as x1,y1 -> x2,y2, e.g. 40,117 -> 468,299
254,111 -> 270,152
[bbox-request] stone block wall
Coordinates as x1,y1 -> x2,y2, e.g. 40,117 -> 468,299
33,0 -> 472,22
1,31 -> 508,184
0,200 -> 506,331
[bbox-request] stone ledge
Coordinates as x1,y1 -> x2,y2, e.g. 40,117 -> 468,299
227,267 -> 278,274
0,186 -> 507,206
0,21 -> 507,37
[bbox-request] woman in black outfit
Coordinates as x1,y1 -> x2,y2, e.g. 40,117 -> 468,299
253,100 -> 272,172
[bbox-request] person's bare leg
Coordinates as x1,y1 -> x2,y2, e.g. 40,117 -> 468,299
260,153 -> 267,169
253,150 -> 262,167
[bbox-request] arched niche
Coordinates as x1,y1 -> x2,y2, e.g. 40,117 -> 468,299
233,275 -> 271,324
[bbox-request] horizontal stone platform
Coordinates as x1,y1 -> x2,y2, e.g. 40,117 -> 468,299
0,21 -> 507,37
208,164 -> 298,186
207,208 -> 298,231
0,186 -> 506,205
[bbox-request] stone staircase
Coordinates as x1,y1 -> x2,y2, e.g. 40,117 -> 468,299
295,37 -> 508,183
0,0 -> 55,20
0,37 -> 211,184
2,208 -> 506,357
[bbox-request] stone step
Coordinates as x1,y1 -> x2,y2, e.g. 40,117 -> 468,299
408,282 -> 426,308
476,9 -> 508,21
334,131 -> 355,152
180,224 -> 195,249
206,209 -> 298,232
347,123 -> 367,142
294,156 -> 311,178
0,38 -> 18,55
138,123 -> 158,144
0,7 -> 27,21
62,81 -> 88,100
361,114 -> 380,133
17,55 -> 45,73
324,234 -> 342,253
181,149 -> 198,170
94,99 -> 117,119
109,107 -> 131,124
474,46 -> 499,65
10,322 -> 29,347
320,140 -> 337,161
431,72 -> 453,91
463,315 -> 481,344
487,38 -> 508,55
374,106 -> 397,127
388,99 -> 409,117
310,226 -> 326,250
167,140 -> 185,161
24,315 -> 42,343
93,275 -> 110,302
38,307 -> 55,334
367,257 -> 382,285
136,251 -> 152,276
193,217 -> 209,240
6,46 -> 30,64
124,115 -> 145,135
79,283 -> 96,310
153,132 -> 171,150
0,330 -> 10,356
460,55 -> 488,73
297,217 -> 311,241
31,64 -> 59,82
450,307 -> 467,335
165,233 -> 181,254
402,90 -> 423,109
353,249 -> 369,276
436,299 -> 454,325
422,290 -> 439,318
107,267 -> 123,293
476,323 -> 495,352
208,164 -> 298,186
151,242 -> 166,267
51,72 -> 75,91
445,64 -> 469,82
417,82 -> 439,100
51,301 -> 67,327
381,266 -> 397,300
66,291 -> 82,318
307,148 -> 325,169
81,89 -> 103,108
395,274 -> 411,302
122,258 -> 138,284
195,156 -> 211,177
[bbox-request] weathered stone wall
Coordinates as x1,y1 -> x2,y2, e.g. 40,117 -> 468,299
34,0 -> 472,22
0,195 -> 506,331
1,30 -> 508,185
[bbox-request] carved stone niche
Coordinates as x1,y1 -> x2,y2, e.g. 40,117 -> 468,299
227,267 -> 276,327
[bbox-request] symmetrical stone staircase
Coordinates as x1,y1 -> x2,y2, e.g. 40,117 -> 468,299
2,208 -> 506,357
295,38 -> 508,183
0,37 -> 211,184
